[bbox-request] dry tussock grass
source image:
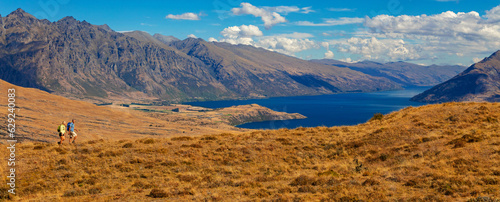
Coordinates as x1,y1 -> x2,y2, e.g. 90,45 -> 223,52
1,102 -> 500,201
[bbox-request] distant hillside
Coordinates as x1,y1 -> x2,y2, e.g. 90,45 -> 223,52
4,102 -> 499,201
311,59 -> 465,86
0,9 -> 399,103
412,50 -> 500,103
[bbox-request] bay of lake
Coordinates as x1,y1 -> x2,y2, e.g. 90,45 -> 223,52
186,87 -> 430,130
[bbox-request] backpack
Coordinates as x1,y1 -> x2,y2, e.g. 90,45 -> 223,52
57,125 -> 60,132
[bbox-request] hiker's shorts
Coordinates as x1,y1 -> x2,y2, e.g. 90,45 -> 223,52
69,131 -> 77,138
59,132 -> 65,137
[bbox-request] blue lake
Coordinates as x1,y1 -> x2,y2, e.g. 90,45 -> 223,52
186,87 -> 430,130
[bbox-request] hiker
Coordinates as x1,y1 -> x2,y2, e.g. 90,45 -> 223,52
67,119 -> 78,144
57,121 -> 66,145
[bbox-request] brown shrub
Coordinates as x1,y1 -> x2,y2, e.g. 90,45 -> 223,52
181,143 -> 203,148
122,143 -> 133,148
147,189 -> 168,198
143,139 -> 155,144
88,187 -> 102,195
54,147 -> 67,154
171,136 -> 193,141
63,189 -> 86,197
34,145 -> 44,150
177,174 -> 198,182
362,179 -> 380,186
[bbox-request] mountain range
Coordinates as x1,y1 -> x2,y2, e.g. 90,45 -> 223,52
0,9 -> 401,103
311,59 -> 465,87
412,50 -> 500,103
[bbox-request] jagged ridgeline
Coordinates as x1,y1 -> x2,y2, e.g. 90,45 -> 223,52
0,9 -> 400,102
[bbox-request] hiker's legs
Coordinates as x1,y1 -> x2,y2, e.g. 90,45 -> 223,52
71,132 -> 78,143
59,134 -> 65,144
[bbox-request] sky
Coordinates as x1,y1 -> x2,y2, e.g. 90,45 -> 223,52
1,0 -> 500,66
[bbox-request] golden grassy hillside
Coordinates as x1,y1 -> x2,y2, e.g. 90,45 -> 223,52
0,79 -> 245,142
2,102 -> 499,201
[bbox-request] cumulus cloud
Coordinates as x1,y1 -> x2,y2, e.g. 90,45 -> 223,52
232,3 -> 287,29
255,36 -> 318,55
485,5 -> 500,21
208,37 -> 218,42
328,5 -> 500,62
165,12 -> 200,20
218,25 -> 318,56
220,25 -> 263,45
363,8 -> 500,53
296,17 -> 364,26
331,37 -> 422,61
324,50 -> 334,59
187,34 -> 197,38
473,57 -> 482,63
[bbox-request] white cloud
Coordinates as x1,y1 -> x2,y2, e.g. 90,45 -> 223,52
187,34 -> 197,38
264,6 -> 299,14
473,57 -> 482,63
220,25 -> 263,45
232,3 -> 287,29
165,12 -> 200,20
324,50 -> 334,59
255,36 -> 318,55
327,8 -> 355,12
208,37 -> 218,42
296,17 -> 364,26
218,25 -> 318,56
277,32 -> 314,39
320,42 -> 329,49
327,5 -> 500,62
485,5 -> 500,21
300,7 -> 315,14
364,9 -> 500,50
339,58 -> 357,63
331,37 -> 422,61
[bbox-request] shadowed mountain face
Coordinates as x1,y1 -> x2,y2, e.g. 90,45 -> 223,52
0,9 -> 399,102
411,50 -> 500,103
311,59 -> 465,87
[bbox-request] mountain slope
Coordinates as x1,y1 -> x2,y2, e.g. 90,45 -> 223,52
311,59 -> 465,86
0,9 -> 233,102
171,39 -> 400,96
412,50 -> 500,103
0,9 -> 399,103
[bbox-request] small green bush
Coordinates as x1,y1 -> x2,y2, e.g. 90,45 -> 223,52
370,113 -> 384,121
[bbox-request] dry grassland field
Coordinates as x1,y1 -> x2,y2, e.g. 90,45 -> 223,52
1,77 -> 500,201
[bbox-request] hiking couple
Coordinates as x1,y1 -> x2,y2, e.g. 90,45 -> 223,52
57,119 -> 78,145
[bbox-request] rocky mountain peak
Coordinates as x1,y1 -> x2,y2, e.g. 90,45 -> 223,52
96,24 -> 113,32
483,50 -> 500,62
57,16 -> 79,24
6,8 -> 36,19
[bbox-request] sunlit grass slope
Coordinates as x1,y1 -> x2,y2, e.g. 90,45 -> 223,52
1,102 -> 499,201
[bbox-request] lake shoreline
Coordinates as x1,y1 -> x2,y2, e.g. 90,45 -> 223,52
186,87 -> 431,130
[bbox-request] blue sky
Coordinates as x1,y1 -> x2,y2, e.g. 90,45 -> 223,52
1,0 -> 500,65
